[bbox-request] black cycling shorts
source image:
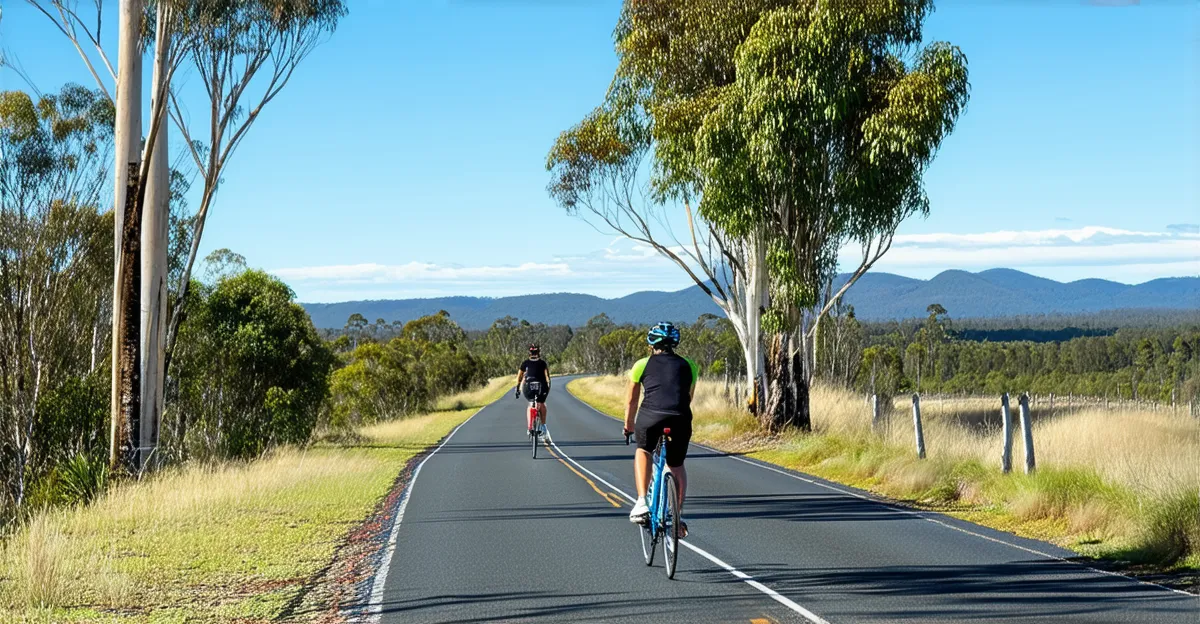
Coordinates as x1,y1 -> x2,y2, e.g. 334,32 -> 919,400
523,380 -> 549,403
634,409 -> 691,467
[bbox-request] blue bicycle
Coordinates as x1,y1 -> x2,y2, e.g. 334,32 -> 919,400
626,428 -> 682,578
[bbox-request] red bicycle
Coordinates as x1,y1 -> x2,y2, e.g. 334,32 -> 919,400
524,381 -> 545,458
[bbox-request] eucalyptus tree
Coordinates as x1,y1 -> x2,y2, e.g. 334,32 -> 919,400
0,85 -> 114,504
27,0 -> 185,469
550,0 -> 967,430
28,0 -> 345,468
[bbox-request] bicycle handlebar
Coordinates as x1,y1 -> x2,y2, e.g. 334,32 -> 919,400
624,431 -> 634,445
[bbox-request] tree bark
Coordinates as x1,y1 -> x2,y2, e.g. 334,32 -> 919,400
116,162 -> 143,470
111,0 -> 143,471
140,11 -> 171,470
760,332 -> 811,432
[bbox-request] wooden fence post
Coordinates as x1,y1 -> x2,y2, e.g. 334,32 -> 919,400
1001,393 -> 1013,474
1019,393 -> 1035,474
872,394 -> 881,432
912,394 -> 926,459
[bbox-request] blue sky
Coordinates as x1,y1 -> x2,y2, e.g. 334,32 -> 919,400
2,0 -> 1196,302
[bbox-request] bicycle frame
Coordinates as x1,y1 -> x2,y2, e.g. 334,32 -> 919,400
645,433 -> 670,537
526,381 -> 544,432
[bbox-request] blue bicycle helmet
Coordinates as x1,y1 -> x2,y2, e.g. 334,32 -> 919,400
646,322 -> 681,349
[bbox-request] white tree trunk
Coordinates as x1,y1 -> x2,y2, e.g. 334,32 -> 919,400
140,12 -> 171,469
721,231 -> 768,407
110,0 -> 143,468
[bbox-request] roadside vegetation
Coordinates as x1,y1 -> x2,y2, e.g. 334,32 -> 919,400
570,375 -> 1200,571
0,380 -> 510,623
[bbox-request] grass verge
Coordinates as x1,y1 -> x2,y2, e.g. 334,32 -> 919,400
569,375 -> 1200,582
0,378 -> 512,623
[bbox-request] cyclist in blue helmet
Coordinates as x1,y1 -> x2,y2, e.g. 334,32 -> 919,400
624,322 -> 699,536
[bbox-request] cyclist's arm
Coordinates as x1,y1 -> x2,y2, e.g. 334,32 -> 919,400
545,364 -> 551,388
624,382 -> 641,432
626,356 -> 649,432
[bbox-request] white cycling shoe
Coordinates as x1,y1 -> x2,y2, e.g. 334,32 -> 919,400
629,498 -> 649,523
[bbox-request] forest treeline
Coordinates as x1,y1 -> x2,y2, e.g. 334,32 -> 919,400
326,303 -> 1200,412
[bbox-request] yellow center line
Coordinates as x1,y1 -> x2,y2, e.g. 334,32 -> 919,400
543,437 -> 624,508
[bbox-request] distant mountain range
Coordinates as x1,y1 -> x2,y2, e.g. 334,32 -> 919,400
300,269 -> 1199,330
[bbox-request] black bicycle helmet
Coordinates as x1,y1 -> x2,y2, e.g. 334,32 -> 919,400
528,344 -> 540,357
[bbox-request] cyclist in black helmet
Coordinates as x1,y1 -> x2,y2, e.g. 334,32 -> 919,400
516,344 -> 551,431
624,322 -> 698,536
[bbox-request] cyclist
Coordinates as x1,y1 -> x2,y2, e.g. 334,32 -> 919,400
516,344 -> 551,432
624,322 -> 698,536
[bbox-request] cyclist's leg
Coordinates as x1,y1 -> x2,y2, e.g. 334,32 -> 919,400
665,418 -> 692,509
633,448 -> 652,496
633,414 -> 665,498
537,387 -> 548,426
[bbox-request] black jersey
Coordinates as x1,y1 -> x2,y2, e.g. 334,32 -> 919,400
630,352 -> 699,417
520,358 -> 549,384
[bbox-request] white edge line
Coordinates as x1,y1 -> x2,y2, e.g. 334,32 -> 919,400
365,407 -> 486,622
544,427 -> 832,624
567,390 -> 1196,600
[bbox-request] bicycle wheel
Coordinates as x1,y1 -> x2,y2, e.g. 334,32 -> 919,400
663,472 -> 680,579
639,516 -> 656,566
529,406 -> 538,459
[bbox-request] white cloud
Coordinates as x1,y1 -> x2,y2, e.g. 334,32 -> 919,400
890,226 -> 1185,248
272,261 -> 572,283
275,225 -> 1198,302
854,225 -> 1200,278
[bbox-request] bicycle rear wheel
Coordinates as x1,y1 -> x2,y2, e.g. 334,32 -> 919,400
663,472 -> 680,579
529,406 -> 538,459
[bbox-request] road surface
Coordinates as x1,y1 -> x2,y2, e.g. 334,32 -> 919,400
373,377 -> 1197,623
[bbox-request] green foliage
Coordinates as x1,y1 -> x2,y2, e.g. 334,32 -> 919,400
689,2 -> 968,326
471,316 -> 574,377
168,270 -> 335,460
830,306 -> 1200,402
1134,488 -> 1200,566
53,453 -> 109,507
33,373 -> 109,473
0,84 -> 113,512
327,313 -> 486,430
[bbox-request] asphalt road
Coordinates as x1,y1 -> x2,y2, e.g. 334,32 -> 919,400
375,378 -> 1198,623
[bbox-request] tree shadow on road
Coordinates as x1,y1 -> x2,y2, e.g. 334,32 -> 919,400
712,559 -> 1196,621
686,492 -> 913,523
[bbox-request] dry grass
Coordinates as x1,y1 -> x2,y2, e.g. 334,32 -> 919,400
569,375 -> 1200,568
434,376 -> 515,411
0,379 -> 512,622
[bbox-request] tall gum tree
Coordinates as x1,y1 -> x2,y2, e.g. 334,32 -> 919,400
26,0 -> 184,469
550,0 -> 968,431
693,1 -> 969,430
28,0 -> 346,466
